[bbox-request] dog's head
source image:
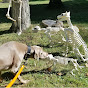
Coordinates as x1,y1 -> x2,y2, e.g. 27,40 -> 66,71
31,46 -> 48,60
57,11 -> 70,21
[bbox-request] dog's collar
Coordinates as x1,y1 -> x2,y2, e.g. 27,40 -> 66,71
27,46 -> 31,55
24,46 -> 31,61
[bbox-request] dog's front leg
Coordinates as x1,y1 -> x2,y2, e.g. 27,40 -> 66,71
18,75 -> 30,84
11,54 -> 29,84
11,59 -> 22,74
11,64 -> 29,84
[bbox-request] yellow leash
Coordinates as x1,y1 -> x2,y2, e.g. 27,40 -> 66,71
6,65 -> 24,88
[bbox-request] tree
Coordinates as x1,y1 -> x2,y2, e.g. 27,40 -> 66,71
6,0 -> 31,35
49,0 -> 63,8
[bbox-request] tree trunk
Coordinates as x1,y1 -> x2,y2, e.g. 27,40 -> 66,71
11,0 -> 31,33
49,0 -> 63,8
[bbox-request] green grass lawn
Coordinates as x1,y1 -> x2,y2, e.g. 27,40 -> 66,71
0,0 -> 88,87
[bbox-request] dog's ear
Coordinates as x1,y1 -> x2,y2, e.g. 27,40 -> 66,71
34,50 -> 39,61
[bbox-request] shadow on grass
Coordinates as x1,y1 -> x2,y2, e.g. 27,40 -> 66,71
1,72 -> 22,87
30,0 -> 88,24
1,72 -> 14,81
0,29 -> 12,35
63,0 -> 88,23
21,68 -> 69,76
30,4 -> 65,24
1,68 -> 68,82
